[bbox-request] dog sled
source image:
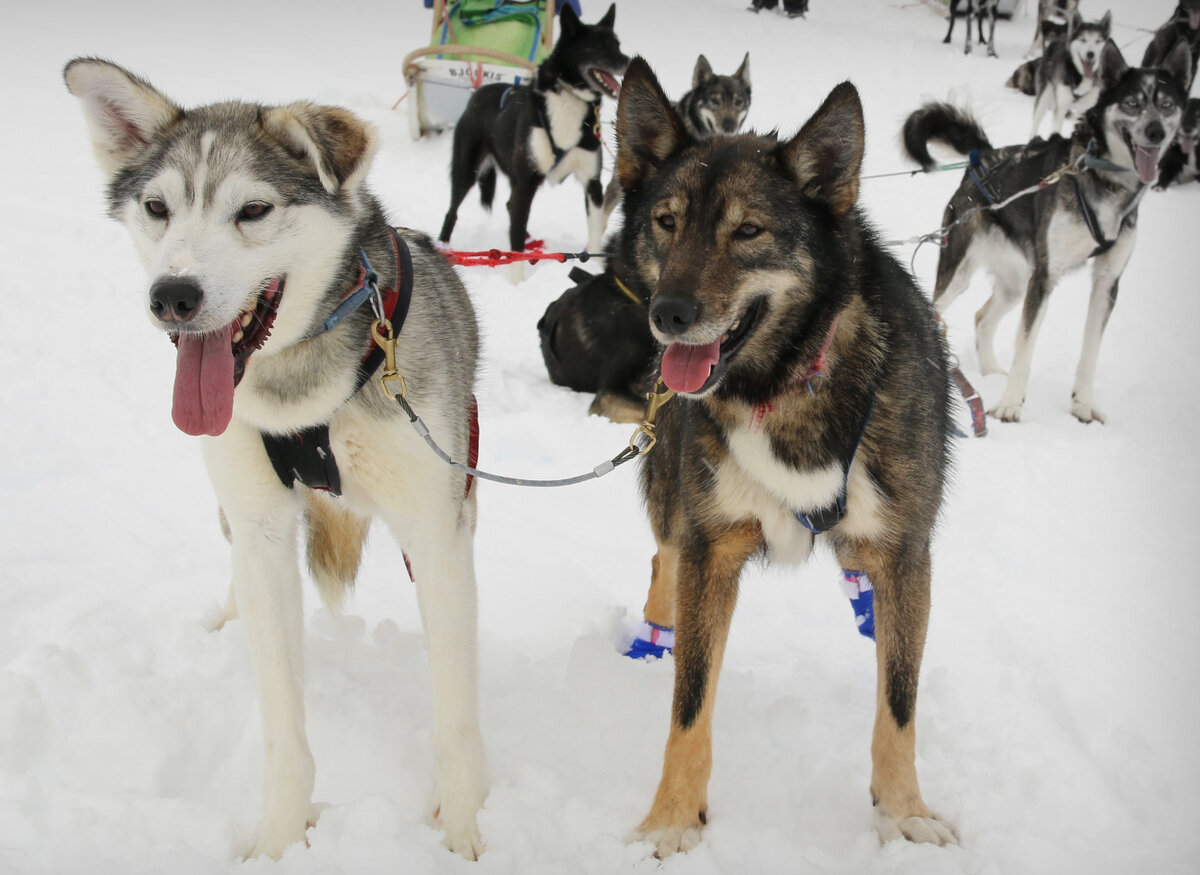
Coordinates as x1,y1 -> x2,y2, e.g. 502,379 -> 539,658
403,0 -> 572,137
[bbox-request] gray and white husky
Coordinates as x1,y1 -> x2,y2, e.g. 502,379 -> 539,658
904,38 -> 1191,424
675,53 -> 751,138
1030,10 -> 1112,139
65,58 -> 487,860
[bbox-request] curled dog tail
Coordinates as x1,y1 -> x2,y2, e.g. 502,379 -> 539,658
902,101 -> 992,171
305,492 -> 370,614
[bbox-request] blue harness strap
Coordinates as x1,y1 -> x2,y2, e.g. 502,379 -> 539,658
967,148 -> 1000,205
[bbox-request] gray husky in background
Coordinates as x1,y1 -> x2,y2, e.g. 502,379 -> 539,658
675,53 -> 751,138
1030,10 -> 1112,139
904,39 -> 1191,423
65,58 -> 487,860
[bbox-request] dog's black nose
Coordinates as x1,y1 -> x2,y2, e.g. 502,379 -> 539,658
149,277 -> 204,323
1145,121 -> 1166,145
651,295 -> 699,336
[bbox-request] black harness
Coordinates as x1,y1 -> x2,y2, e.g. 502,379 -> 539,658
967,141 -> 1124,258
794,397 -> 875,535
262,229 -> 413,495
1071,175 -> 1117,257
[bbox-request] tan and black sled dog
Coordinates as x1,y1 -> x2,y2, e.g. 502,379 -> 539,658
614,57 -> 957,855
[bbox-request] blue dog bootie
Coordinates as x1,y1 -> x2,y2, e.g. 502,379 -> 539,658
840,569 -> 875,641
625,620 -> 675,659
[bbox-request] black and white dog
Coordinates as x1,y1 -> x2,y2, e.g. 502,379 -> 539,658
438,3 -> 627,281
904,39 -> 1192,424
1157,97 -> 1200,188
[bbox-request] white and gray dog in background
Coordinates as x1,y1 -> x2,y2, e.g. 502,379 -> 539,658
65,57 -> 488,861
1030,9 -> 1112,139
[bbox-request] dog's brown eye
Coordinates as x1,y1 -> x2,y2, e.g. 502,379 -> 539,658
239,202 -> 273,222
657,214 -> 676,231
734,222 -> 762,239
144,198 -> 168,219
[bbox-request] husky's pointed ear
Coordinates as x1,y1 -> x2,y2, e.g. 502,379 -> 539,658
63,57 -> 183,177
599,2 -> 616,29
779,81 -> 864,218
260,103 -> 378,195
560,2 -> 581,37
1161,37 -> 1194,92
735,52 -> 751,88
616,56 -> 688,191
1098,39 -> 1129,91
1067,9 -> 1083,36
1098,9 -> 1112,37
692,55 -> 713,89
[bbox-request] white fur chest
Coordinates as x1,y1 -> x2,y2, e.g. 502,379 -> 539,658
1046,182 -> 1142,272
727,426 -> 844,513
527,90 -> 600,184
711,424 -> 880,565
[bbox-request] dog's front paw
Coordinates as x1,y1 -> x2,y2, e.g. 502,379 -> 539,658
874,809 -> 957,846
434,796 -> 485,860
247,819 -> 310,860
629,821 -> 704,858
439,817 -> 483,861
987,400 -> 1023,422
1070,398 -> 1106,424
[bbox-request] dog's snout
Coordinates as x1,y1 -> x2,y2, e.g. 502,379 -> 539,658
149,277 -> 204,323
1145,121 -> 1166,145
651,295 -> 699,337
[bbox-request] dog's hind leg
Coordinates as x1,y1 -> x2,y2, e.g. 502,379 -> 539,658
1071,233 -> 1134,423
975,255 -> 1027,374
974,288 -> 1020,375
839,537 -> 956,847
990,265 -> 1053,421
477,161 -> 497,212
205,428 -> 314,859
632,522 -> 760,857
440,137 -> 487,243
931,230 -> 977,317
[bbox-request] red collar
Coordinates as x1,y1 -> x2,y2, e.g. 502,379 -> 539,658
750,315 -> 839,430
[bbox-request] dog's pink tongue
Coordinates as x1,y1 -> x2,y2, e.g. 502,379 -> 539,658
1134,145 -> 1161,185
172,323 -> 236,436
661,339 -> 721,393
1182,136 -> 1196,156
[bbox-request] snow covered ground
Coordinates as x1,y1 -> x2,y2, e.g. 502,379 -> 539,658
3,0 -> 1199,872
